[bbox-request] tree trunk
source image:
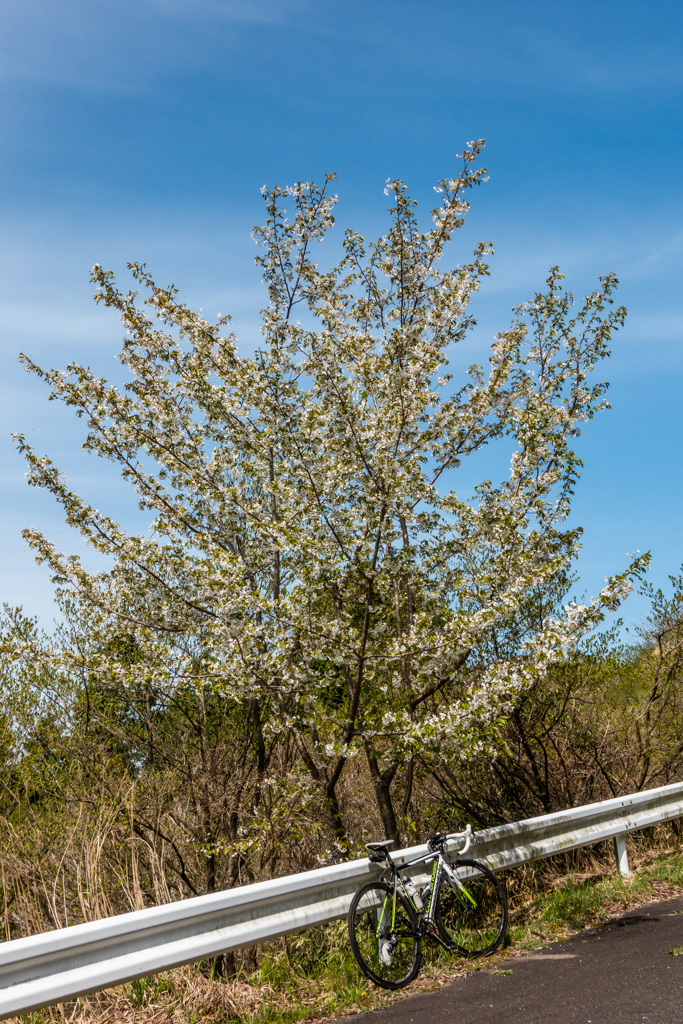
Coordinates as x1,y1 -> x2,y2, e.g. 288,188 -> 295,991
364,740 -> 400,844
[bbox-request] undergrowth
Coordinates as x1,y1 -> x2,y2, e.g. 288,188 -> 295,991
8,832 -> 683,1024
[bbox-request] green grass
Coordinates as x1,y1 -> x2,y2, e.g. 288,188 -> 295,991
128,972 -> 175,1009
641,852 -> 683,886
540,877 -> 628,929
536,853 -> 683,931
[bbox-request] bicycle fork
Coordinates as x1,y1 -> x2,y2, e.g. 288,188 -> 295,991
442,858 -> 478,907
375,893 -> 397,966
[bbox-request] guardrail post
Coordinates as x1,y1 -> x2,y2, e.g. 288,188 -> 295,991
613,834 -> 630,876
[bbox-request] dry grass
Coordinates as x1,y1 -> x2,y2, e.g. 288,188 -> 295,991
7,827 -> 683,1024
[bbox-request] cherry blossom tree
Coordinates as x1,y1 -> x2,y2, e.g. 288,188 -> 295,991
14,141 -> 646,848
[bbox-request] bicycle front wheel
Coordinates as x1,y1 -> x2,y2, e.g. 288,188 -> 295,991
348,881 -> 422,989
435,857 -> 507,957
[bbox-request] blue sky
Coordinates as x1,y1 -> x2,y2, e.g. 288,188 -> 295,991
1,0 -> 682,630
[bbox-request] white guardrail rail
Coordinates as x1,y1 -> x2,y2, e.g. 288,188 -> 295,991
2,780 -> 683,1019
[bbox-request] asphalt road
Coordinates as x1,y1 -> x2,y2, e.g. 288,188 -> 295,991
343,897 -> 683,1024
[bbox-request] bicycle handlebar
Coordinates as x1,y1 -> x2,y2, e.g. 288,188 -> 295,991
444,823 -> 473,855
367,824 -> 474,865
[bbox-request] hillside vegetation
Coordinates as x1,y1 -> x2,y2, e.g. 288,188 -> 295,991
2,573 -> 683,964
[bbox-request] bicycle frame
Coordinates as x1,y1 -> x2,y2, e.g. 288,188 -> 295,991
379,846 -> 477,945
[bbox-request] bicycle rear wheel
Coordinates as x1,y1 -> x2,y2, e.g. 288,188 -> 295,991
348,881 -> 422,989
435,857 -> 507,957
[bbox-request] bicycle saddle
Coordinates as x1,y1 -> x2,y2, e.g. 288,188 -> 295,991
365,840 -> 395,850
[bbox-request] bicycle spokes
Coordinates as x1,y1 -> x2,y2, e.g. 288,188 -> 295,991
348,882 -> 421,990
435,859 -> 507,957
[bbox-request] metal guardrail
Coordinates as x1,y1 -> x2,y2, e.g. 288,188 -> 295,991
2,780 -> 683,1020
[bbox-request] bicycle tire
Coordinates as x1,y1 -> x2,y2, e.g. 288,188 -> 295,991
434,857 -> 507,957
348,881 -> 422,989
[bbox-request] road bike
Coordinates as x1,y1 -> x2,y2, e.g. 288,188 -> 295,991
347,825 -> 507,989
